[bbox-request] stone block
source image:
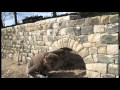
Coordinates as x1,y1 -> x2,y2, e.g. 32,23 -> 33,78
86,63 -> 107,74
94,25 -> 105,33
100,15 -> 109,24
86,70 -> 101,78
78,48 -> 89,58
93,54 -> 114,63
101,34 -> 118,44
108,64 -> 119,76
89,47 -> 97,54
75,44 -> 84,53
79,35 -> 88,43
109,15 -> 119,23
81,25 -> 93,35
88,34 -> 101,43
76,18 -> 85,26
105,23 -> 119,33
83,55 -> 94,64
107,45 -> 119,54
98,46 -> 107,54
59,28 -> 75,35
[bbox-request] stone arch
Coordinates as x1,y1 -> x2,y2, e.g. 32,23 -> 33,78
49,37 -> 94,64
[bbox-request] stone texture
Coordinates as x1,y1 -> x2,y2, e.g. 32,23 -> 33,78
26,57 -> 31,61
47,29 -> 53,35
79,35 -> 88,43
101,34 -> 118,44
45,42 -> 52,46
83,55 -> 94,64
89,47 -> 97,54
98,46 -> 107,54
37,41 -> 45,46
90,16 -> 100,25
105,23 -> 119,33
67,20 -> 77,27
101,74 -> 115,78
69,39 -> 76,48
85,17 -> 91,25
75,44 -> 84,53
94,25 -> 105,33
73,27 -> 81,36
108,64 -> 119,75
93,54 -> 114,63
86,70 -> 101,78
81,25 -> 93,35
78,48 -> 89,58
86,63 -> 107,74
88,34 -> 101,43
109,15 -> 119,23
72,41 -> 79,50
107,45 -> 119,54
76,18 -> 85,26
82,43 -> 95,48
43,36 -> 57,42
53,23 -> 60,29
62,38 -> 69,47
53,41 -> 60,49
61,21 -> 67,28
100,15 -> 109,24
60,28 -> 75,35
114,55 -> 119,64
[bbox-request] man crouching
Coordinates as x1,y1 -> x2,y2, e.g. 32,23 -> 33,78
26,52 -> 60,78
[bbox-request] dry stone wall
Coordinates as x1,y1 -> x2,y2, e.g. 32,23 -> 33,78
1,14 -> 119,78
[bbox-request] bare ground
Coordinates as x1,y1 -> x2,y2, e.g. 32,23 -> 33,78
1,59 -> 87,78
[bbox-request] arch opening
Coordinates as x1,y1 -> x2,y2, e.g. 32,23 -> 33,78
48,47 -> 87,78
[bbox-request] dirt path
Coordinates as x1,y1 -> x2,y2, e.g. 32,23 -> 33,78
1,59 -> 27,78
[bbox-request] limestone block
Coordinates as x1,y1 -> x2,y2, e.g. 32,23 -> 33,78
108,64 -> 119,76
88,34 -> 101,43
81,25 -> 93,35
60,28 -> 75,35
78,48 -> 89,58
93,54 -> 114,63
98,46 -> 107,54
79,35 -> 88,43
76,18 -> 85,26
83,55 -> 94,64
69,39 -> 76,48
107,45 -> 119,54
75,44 -> 84,53
105,23 -> 119,33
94,25 -> 105,33
45,42 -> 53,46
101,34 -> 118,44
67,20 -> 77,27
86,70 -> 101,78
86,63 -> 107,74
72,41 -> 79,50
82,43 -> 95,48
109,14 -> 119,23
89,47 -> 97,54
100,15 -> 109,24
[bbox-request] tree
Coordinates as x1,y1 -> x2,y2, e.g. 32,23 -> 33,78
1,13 -> 3,27
1,12 -> 34,26
52,12 -> 57,17
13,12 -> 18,25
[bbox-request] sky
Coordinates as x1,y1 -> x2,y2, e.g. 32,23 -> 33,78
3,12 -> 74,26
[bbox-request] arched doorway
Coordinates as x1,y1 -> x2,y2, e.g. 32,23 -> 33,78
48,47 -> 87,78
